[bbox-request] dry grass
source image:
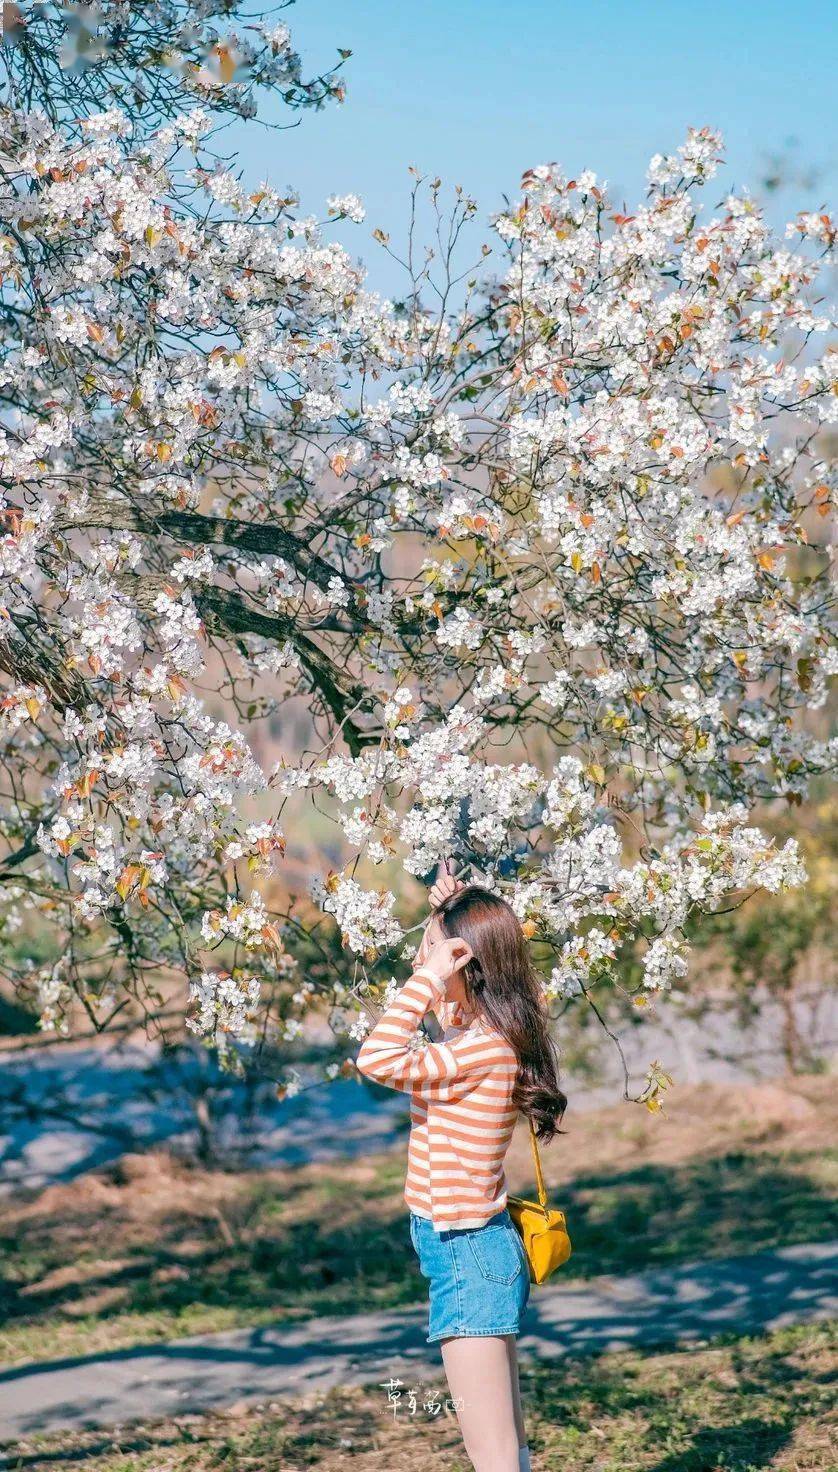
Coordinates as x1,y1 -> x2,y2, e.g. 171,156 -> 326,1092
511,1073 -> 838,1185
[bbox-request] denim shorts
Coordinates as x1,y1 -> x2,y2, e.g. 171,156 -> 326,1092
409,1207 -> 531,1343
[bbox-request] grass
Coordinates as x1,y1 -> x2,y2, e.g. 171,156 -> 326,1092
1,1074 -> 836,1368
5,1322 -> 836,1470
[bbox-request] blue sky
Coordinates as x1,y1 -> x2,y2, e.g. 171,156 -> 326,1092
228,0 -> 836,293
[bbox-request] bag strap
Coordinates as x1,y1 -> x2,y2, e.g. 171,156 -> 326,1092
527,1116 -> 548,1209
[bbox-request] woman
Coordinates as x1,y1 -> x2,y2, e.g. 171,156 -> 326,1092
355,862 -> 567,1472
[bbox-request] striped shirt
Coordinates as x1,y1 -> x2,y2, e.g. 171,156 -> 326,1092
355,965 -> 520,1230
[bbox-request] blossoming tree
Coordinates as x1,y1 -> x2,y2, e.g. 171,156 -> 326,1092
0,1 -> 834,1100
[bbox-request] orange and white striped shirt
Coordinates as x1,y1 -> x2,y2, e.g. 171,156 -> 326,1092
356,965 -> 520,1230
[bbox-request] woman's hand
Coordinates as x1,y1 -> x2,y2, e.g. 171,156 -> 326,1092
428,857 -> 464,910
418,937 -> 472,991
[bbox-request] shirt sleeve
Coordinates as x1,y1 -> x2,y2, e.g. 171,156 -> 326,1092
355,967 -> 495,1096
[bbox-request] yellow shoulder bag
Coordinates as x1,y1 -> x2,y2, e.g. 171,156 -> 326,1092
507,1117 -> 572,1285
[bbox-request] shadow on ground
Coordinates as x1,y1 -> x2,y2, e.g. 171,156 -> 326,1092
564,1147 -> 838,1271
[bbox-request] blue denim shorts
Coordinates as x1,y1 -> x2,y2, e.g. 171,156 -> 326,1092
409,1207 -> 531,1343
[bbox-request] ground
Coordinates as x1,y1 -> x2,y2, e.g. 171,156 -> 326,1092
2,1073 -> 836,1469
2,1075 -> 836,1367
6,1323 -> 836,1471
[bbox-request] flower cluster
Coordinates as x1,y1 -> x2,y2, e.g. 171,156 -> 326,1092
319,875 -> 405,957
187,970 -> 262,1040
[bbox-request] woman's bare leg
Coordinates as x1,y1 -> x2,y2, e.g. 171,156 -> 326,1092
505,1333 -> 528,1449
440,1334 -> 521,1472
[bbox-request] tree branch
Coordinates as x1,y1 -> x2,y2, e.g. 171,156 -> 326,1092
194,586 -> 375,757
58,502 -> 338,594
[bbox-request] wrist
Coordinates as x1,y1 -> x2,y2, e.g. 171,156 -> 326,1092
412,963 -> 446,993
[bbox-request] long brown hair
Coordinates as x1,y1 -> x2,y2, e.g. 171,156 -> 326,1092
434,885 -> 567,1142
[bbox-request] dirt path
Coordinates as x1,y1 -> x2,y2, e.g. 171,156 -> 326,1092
1,1241 -> 835,1445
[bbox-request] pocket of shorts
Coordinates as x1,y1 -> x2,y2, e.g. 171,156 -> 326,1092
467,1216 -> 524,1285
408,1214 -> 419,1253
